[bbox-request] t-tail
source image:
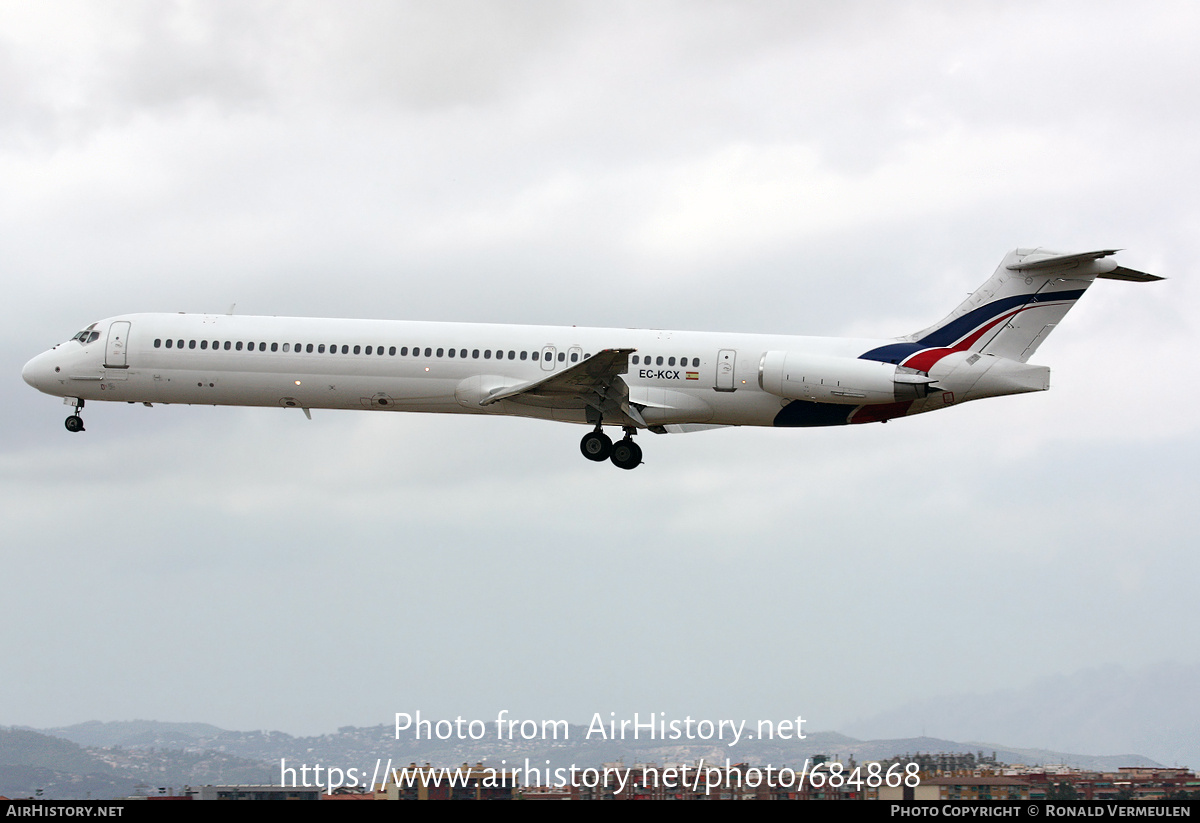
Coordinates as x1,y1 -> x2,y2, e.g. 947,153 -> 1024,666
772,249 -> 1161,428
861,248 -> 1162,369
866,248 -> 1163,409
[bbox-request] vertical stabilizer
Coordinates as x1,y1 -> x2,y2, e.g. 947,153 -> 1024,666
859,249 -> 1160,369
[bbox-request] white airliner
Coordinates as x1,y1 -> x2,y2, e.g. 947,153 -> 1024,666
23,249 -> 1160,469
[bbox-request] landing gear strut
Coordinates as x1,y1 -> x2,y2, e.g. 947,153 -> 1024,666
64,399 -> 85,433
580,427 -> 613,461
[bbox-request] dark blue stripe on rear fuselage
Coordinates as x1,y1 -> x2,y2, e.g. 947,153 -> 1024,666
773,400 -> 853,427
857,342 -> 926,364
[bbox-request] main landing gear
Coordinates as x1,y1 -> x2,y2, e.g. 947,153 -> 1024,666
64,399 -> 85,433
579,425 -> 642,470
580,428 -> 612,461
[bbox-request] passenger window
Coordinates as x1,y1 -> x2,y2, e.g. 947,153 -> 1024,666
389,346 -> 396,355
271,343 -> 278,352
154,339 -> 162,348
165,339 -> 173,348
656,356 -> 663,366
353,345 -> 360,354
484,350 -> 491,359
520,351 -> 527,361
177,340 -> 184,349
436,348 -> 444,357
423,347 -> 431,357
508,351 -> 515,360
200,340 -> 208,350
570,352 -> 578,363
448,348 -> 456,358
472,349 -> 480,359
236,342 -> 244,351
364,346 -> 372,355
283,343 -> 290,352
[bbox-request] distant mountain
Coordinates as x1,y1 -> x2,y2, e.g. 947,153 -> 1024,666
37,720 -> 227,749
842,661 -> 1200,768
0,728 -> 124,799
0,727 -> 272,800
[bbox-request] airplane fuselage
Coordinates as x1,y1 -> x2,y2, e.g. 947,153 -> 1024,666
22,312 -> 915,428
22,249 -> 1161,468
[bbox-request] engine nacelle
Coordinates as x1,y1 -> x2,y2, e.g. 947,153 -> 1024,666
758,351 -> 932,405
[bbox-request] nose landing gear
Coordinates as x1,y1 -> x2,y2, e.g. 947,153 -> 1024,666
64,399 -> 85,433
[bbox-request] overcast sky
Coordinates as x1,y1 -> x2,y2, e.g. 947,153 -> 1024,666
2,1 -> 1197,762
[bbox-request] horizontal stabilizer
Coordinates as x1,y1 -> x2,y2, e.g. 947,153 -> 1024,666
1098,265 -> 1164,282
1006,249 -> 1121,271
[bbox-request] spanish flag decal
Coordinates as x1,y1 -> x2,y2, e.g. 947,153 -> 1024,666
686,371 -> 699,380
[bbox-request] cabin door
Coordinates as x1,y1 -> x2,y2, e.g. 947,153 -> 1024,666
715,349 -> 736,391
105,321 -> 130,368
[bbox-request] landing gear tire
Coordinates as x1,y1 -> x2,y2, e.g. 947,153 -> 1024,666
610,438 -> 642,470
580,430 -> 613,462
64,415 -> 85,433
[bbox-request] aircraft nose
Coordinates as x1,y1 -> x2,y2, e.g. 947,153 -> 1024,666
22,351 -> 55,392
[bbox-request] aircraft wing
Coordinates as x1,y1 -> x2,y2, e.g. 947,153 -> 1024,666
479,347 -> 647,426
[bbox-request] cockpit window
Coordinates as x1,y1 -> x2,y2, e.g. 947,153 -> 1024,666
71,330 -> 101,345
